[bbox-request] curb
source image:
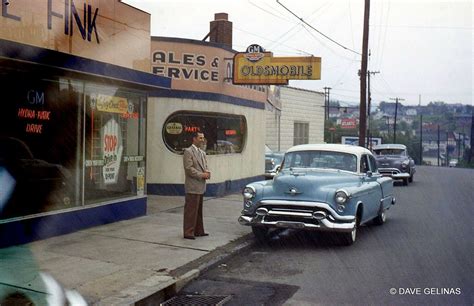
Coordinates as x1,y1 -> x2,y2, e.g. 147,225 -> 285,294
98,233 -> 255,305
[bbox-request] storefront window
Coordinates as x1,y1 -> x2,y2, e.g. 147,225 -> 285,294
84,85 -> 146,204
163,111 -> 246,155
0,69 -> 147,220
0,75 -> 83,219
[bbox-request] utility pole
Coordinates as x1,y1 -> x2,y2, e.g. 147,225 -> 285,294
323,87 -> 331,120
419,114 -> 423,165
390,97 -> 404,143
457,132 -> 461,161
366,70 -> 379,149
437,125 -> 440,167
446,132 -> 449,166
470,111 -> 474,163
358,0 -> 370,148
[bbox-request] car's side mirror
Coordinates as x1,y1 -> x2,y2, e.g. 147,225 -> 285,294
366,171 -> 373,177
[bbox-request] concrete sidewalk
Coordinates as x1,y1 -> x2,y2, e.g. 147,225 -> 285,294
1,193 -> 253,305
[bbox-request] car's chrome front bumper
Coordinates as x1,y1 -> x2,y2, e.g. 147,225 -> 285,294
238,200 -> 355,233
378,168 -> 410,179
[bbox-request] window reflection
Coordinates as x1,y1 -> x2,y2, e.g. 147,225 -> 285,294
163,111 -> 247,155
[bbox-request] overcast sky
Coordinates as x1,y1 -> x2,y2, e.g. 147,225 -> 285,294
123,0 -> 472,106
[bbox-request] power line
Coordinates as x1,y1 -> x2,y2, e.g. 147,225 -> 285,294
300,25 -> 360,61
276,0 -> 361,56
268,1 -> 332,50
247,0 -> 294,23
233,26 -> 313,55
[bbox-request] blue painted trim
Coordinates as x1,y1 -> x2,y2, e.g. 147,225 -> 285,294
0,197 -> 146,248
0,39 -> 171,90
147,175 -> 265,197
149,89 -> 265,110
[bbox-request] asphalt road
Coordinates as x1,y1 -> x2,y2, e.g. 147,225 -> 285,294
178,166 -> 474,305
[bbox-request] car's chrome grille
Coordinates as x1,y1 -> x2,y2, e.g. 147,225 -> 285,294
379,168 -> 401,175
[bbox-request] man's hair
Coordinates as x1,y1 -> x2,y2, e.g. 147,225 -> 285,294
191,131 -> 203,139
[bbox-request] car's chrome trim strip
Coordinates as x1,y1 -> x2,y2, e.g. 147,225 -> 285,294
267,210 -> 313,217
259,200 -> 354,221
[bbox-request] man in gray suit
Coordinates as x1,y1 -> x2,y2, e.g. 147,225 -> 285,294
183,131 -> 211,239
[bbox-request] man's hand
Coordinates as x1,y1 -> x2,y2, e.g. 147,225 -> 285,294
202,171 -> 211,180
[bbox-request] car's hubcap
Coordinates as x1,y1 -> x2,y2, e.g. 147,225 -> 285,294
351,226 -> 357,241
381,211 -> 386,222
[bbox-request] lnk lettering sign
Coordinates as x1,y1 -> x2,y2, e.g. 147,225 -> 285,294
1,0 -> 99,43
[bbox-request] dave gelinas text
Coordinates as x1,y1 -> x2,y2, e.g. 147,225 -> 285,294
396,287 -> 461,295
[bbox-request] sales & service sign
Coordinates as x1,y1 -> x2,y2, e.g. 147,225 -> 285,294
233,44 -> 321,85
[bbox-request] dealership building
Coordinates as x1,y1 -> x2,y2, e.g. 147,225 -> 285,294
0,3 -> 269,246
146,13 -> 267,196
0,1 -> 171,246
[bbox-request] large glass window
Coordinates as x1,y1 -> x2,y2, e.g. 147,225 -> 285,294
0,68 -> 147,220
0,75 -> 83,219
163,111 -> 247,155
84,85 -> 147,204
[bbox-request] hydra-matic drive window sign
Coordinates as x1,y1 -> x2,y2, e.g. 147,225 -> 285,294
0,72 -> 147,219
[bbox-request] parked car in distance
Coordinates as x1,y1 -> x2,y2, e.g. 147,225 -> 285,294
449,159 -> 458,167
264,152 -> 284,179
372,144 -> 415,186
239,144 -> 396,246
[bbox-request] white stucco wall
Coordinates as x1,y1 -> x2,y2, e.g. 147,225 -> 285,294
266,86 -> 325,152
265,103 -> 280,152
147,97 -> 265,185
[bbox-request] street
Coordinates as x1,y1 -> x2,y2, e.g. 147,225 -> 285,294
176,166 -> 474,305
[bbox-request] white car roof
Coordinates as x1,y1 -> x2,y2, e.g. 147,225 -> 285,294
373,144 -> 406,150
286,143 -> 372,157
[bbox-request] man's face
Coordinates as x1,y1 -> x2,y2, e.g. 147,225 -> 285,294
193,133 -> 205,148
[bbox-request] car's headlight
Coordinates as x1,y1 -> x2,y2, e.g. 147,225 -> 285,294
243,186 -> 256,200
335,190 -> 350,205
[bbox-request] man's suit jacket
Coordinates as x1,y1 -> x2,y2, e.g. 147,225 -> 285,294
183,146 -> 208,194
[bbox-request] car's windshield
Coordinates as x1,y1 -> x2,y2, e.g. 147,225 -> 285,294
265,153 -> 284,170
282,150 -> 357,172
374,149 -> 405,156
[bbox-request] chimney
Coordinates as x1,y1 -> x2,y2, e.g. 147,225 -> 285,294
209,13 -> 232,48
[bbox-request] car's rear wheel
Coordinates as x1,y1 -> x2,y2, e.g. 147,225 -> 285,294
373,205 -> 387,225
251,226 -> 268,243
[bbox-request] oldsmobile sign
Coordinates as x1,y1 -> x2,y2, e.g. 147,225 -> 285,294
233,44 -> 321,85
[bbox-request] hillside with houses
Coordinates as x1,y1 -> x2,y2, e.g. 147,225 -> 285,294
325,101 -> 473,166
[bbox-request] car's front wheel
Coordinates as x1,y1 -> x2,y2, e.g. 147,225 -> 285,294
338,216 -> 359,246
251,226 -> 268,243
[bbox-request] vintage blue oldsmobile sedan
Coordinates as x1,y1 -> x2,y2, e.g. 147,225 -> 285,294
238,144 -> 396,245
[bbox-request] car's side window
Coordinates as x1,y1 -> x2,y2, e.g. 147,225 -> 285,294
368,155 -> 378,173
360,155 -> 370,173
